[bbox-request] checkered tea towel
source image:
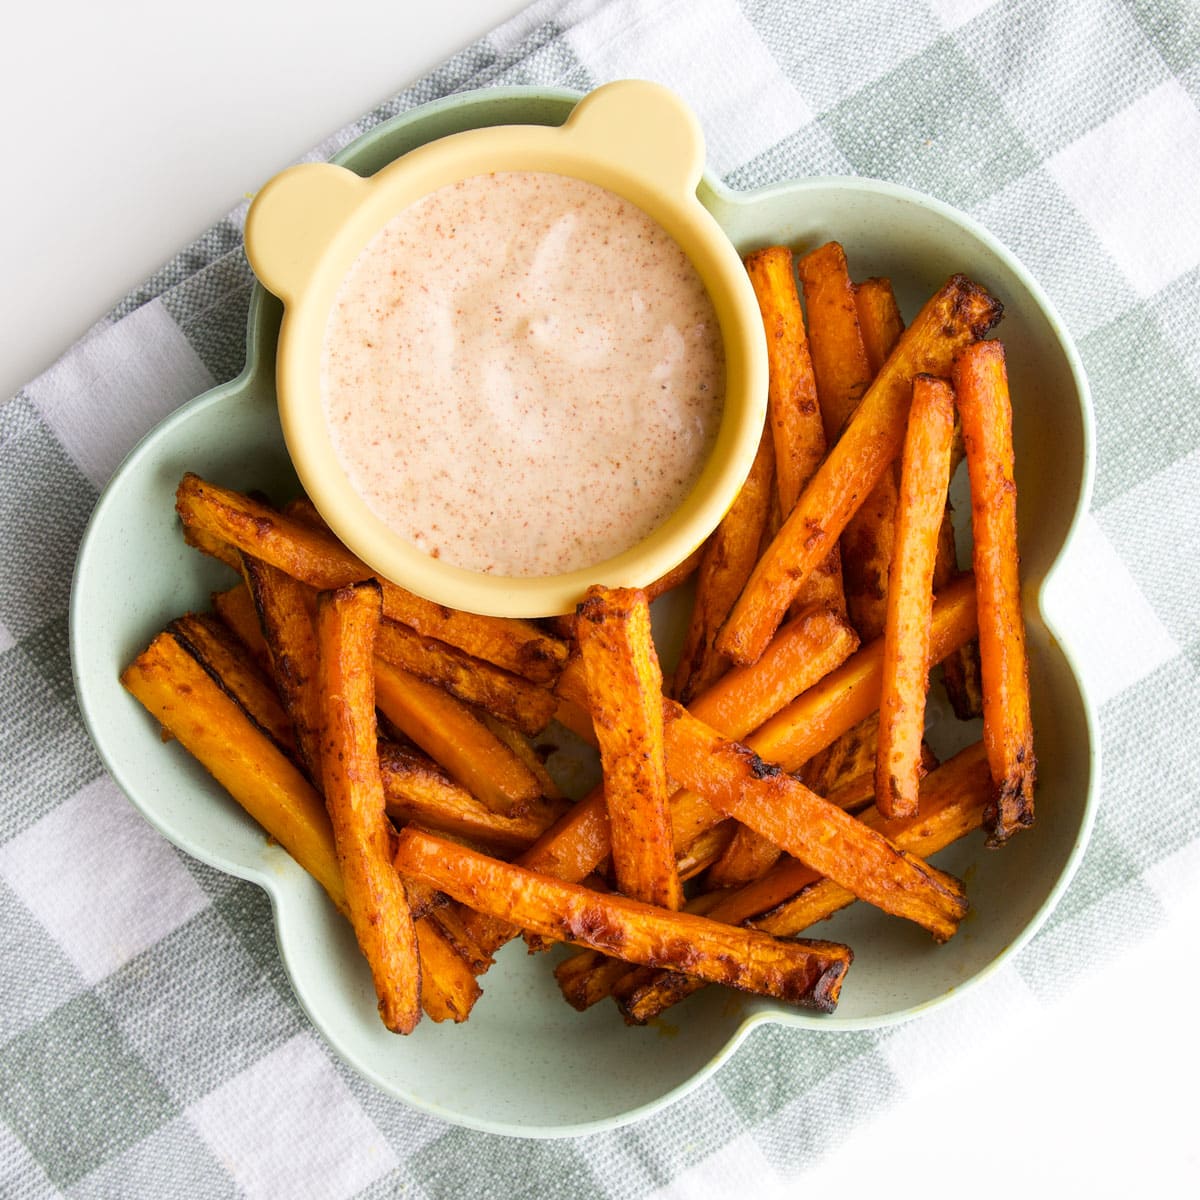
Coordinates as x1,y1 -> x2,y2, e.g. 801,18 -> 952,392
2,0 -> 1198,1196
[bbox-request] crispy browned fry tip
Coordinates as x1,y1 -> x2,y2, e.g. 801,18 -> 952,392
716,275 -> 1002,667
317,580 -> 422,1034
952,340 -> 1035,844
175,473 -> 567,683
394,828 -> 852,1011
875,374 -> 956,818
577,585 -> 682,911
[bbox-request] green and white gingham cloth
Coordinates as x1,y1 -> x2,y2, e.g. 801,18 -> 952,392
3,0 -> 1199,1194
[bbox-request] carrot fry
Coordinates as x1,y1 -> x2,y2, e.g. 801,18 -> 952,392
393,828 -> 852,1011
316,582 -> 421,1034
241,554 -> 325,782
743,247 -> 824,518
673,424 -> 775,704
875,374 -> 956,817
175,474 -> 567,683
167,612 -> 296,757
660,701 -> 968,941
378,740 -> 565,856
840,274 -> 907,641
577,587 -> 682,910
619,742 -> 991,1023
952,341 -> 1036,843
121,630 -> 478,1022
750,573 -> 978,772
743,246 -> 845,615
373,659 -> 541,817
688,605 -> 859,742
796,242 -> 872,445
854,277 -> 906,377
693,604 -> 860,886
717,275 -> 1003,665
212,583 -> 273,675
374,618 -> 557,737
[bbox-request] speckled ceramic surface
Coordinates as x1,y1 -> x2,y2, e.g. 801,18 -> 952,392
71,86 -> 1097,1137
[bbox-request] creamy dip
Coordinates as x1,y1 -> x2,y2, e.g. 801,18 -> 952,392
320,170 -> 725,577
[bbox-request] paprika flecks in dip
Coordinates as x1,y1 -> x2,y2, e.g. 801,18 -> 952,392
320,171 -> 725,577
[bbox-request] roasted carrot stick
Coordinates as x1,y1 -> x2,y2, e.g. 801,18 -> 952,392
577,586 -> 682,910
241,554 -> 325,782
167,611 -> 296,757
840,274 -> 907,641
121,629 -> 479,1023
687,605 -> 859,742
875,375 -> 956,818
373,660 -> 541,817
797,242 -> 872,445
673,424 -> 776,703
176,474 -> 567,683
854,277 -> 906,377
743,246 -> 845,615
952,341 -> 1036,843
316,582 -> 422,1034
716,275 -> 1003,665
661,702 -> 968,941
618,742 -> 991,1023
393,828 -> 852,1011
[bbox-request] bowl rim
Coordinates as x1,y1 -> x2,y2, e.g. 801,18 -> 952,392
70,81 -> 1100,1139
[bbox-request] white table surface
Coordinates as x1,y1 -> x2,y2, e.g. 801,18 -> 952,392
3,2 -> 1196,1194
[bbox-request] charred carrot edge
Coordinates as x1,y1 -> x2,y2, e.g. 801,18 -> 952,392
749,573 -> 978,772
167,612 -> 296,756
121,630 -> 478,1022
577,587 -> 682,910
841,275 -> 907,642
854,277 -> 906,377
952,341 -> 1036,844
175,474 -> 567,683
661,701 -> 968,941
796,241 -> 873,445
875,375 -> 957,817
212,583 -> 274,676
316,582 -> 422,1034
374,619 -> 557,737
619,742 -> 991,1023
373,659 -> 541,817
717,275 -> 1003,666
673,424 -> 776,704
394,828 -> 852,1011
241,553 -> 326,783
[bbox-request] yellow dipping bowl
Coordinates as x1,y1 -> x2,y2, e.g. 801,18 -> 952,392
244,80 -> 767,617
